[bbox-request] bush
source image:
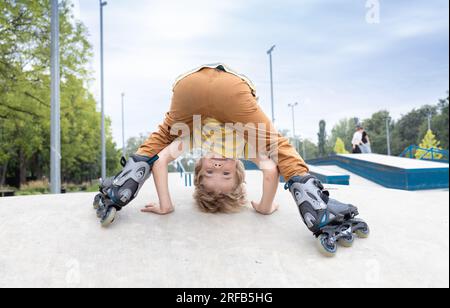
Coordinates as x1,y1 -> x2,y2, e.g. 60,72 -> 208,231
334,138 -> 350,154
14,180 -> 99,196
16,180 -> 49,196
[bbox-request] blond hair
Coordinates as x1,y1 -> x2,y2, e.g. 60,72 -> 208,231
193,159 -> 247,213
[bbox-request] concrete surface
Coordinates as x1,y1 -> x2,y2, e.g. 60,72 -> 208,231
0,171 -> 448,288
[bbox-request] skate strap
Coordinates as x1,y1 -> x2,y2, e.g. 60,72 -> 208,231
146,155 -> 159,165
129,154 -> 160,166
284,174 -> 320,190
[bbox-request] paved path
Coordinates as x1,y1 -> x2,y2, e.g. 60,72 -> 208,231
0,172 -> 448,288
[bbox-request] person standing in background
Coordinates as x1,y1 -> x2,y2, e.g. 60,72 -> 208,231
352,124 -> 364,154
360,129 -> 372,154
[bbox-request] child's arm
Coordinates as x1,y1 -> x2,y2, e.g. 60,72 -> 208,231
250,155 -> 280,215
141,140 -> 185,215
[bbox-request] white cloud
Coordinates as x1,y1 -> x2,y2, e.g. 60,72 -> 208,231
142,0 -> 245,40
74,0 -> 449,146
386,4 -> 449,39
392,21 -> 448,39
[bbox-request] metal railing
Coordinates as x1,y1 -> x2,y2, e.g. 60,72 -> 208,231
400,145 -> 449,163
176,160 -> 193,187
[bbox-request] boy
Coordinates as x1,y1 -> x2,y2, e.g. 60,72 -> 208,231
93,64 -> 369,256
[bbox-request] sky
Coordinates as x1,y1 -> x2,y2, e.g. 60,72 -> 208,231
73,0 -> 449,148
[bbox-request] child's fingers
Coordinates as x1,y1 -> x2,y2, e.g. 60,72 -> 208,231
141,207 -> 157,213
141,203 -> 158,212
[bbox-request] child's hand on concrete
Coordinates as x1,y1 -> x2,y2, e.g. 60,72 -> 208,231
251,201 -> 279,215
141,202 -> 174,215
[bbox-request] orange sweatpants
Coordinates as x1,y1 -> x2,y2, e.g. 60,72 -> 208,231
137,68 -> 309,181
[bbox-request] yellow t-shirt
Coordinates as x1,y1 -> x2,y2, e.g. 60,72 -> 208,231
192,117 -> 249,159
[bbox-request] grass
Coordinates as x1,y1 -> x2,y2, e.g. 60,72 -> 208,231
0,185 -> 16,191
12,180 -> 100,196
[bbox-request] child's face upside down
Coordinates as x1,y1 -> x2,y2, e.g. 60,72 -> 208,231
199,157 -> 238,194
193,153 -> 247,213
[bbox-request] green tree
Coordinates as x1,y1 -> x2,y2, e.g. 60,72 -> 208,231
317,120 -> 327,157
125,133 -> 149,158
0,0 -> 120,188
431,95 -> 449,149
294,138 -> 318,160
329,118 -> 358,153
415,130 -> 443,160
391,105 -> 437,155
362,110 -> 392,155
334,138 -> 349,154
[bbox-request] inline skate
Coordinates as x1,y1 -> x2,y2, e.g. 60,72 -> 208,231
93,154 -> 159,227
285,175 -> 370,257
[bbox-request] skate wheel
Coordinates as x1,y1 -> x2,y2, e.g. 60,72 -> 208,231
339,234 -> 355,247
355,226 -> 370,239
96,208 -> 103,218
101,207 -> 117,228
317,234 -> 337,257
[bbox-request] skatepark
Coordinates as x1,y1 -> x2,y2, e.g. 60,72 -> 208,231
1,0 -> 449,290
0,154 -> 448,288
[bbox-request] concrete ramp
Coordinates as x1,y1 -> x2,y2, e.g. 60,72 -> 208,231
308,165 -> 349,185
242,160 -> 350,185
308,154 -> 449,190
0,172 -> 448,288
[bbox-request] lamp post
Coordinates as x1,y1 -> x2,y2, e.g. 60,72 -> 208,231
302,137 -> 306,160
121,93 -> 126,158
386,117 -> 391,156
288,102 -> 306,159
288,102 -> 298,138
267,45 -> 276,123
427,111 -> 432,131
50,0 -> 61,194
100,0 -> 107,179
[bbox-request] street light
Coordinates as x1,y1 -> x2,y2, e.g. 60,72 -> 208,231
386,117 -> 391,156
121,93 -> 126,158
288,102 -> 298,138
427,110 -> 433,131
288,102 -> 306,159
301,136 -> 306,160
267,45 -> 276,123
50,0 -> 61,194
100,0 -> 107,180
